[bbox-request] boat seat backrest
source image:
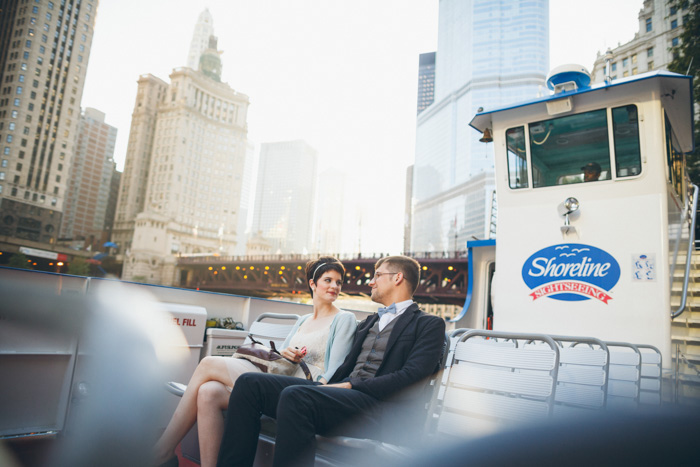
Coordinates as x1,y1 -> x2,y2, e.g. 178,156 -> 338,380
637,344 -> 663,406
243,312 -> 300,348
436,330 -> 559,440
605,342 -> 642,410
546,337 -> 610,416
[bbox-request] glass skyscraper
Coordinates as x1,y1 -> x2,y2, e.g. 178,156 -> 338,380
411,0 -> 549,253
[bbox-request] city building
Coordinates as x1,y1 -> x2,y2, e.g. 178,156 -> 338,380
314,168 -> 345,255
113,32 -> 250,285
252,140 -> 317,255
403,164 -> 413,254
186,8 -> 214,70
59,108 -> 117,249
410,0 -> 548,253
104,167 -> 120,238
591,0 -> 687,82
417,52 -> 436,114
234,140 -> 256,256
0,0 -> 98,246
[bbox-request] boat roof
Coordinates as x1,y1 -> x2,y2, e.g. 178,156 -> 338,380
469,70 -> 695,153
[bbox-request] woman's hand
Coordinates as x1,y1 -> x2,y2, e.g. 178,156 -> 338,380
281,346 -> 304,362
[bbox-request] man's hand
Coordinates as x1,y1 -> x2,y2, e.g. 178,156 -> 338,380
323,382 -> 352,389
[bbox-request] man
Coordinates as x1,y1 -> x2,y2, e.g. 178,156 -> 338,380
217,256 -> 446,467
581,162 -> 601,182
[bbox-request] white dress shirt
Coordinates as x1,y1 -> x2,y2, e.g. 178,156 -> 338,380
378,299 -> 414,332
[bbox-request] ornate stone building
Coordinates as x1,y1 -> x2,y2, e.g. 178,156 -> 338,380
113,34 -> 249,285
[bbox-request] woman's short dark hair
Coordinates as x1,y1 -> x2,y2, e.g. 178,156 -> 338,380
305,256 -> 346,295
375,255 -> 421,294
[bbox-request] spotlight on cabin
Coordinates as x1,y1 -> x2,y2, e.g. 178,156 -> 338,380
558,197 -> 580,234
479,128 -> 493,143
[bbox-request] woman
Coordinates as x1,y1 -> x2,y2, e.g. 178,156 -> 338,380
153,257 -> 356,467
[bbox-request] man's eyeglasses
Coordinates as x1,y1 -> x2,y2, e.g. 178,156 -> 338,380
372,271 -> 399,280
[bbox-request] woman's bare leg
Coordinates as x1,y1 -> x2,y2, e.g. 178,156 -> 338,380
196,381 -> 232,467
152,356 -> 233,464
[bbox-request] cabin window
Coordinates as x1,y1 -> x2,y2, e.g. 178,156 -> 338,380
612,105 -> 641,178
665,114 -> 685,196
529,109 -> 610,188
506,126 -> 528,189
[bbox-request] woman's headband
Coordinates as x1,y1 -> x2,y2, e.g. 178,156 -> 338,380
311,262 -> 327,282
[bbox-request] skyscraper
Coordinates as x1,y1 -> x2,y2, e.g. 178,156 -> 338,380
0,0 -> 98,245
410,0 -> 548,253
252,140 -> 317,255
417,52 -> 436,114
314,168 -> 345,255
186,8 -> 214,70
113,29 -> 250,285
60,107 -> 117,248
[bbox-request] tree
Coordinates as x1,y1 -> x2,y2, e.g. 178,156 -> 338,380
67,257 -> 90,276
668,0 -> 700,185
7,253 -> 32,269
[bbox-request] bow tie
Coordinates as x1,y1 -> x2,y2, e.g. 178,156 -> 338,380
377,304 -> 397,318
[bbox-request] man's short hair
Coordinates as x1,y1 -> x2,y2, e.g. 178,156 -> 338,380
375,255 -> 421,294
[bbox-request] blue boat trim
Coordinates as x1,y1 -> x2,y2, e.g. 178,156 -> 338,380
449,239 -> 495,323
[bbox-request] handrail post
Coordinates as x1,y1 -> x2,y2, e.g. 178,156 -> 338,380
672,184 -> 699,318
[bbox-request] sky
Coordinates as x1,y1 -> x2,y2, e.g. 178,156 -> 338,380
81,0 -> 644,255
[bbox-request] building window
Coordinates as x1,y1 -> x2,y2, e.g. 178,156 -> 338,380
671,6 -> 677,15
648,61 -> 654,70
16,163 -> 22,171
39,46 -> 45,54
18,74 -> 25,82
622,57 -> 629,67
13,98 -> 20,106
671,19 -> 678,29
48,1 -> 54,9
3,148 -> 8,155
632,67 -> 638,75
32,6 -> 38,13
8,122 -> 15,130
623,70 -> 629,77
645,17 -> 652,32
672,37 -> 680,47
46,12 -> 52,21
16,86 -> 22,95
647,47 -> 654,57
632,54 -> 637,64
1,159 -> 7,167
611,62 -> 617,72
0,172 -> 5,180
6,135 -> 12,143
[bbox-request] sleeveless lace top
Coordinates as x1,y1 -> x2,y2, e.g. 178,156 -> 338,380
288,325 -> 329,372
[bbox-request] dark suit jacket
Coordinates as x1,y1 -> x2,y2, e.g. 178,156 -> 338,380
328,303 -> 446,402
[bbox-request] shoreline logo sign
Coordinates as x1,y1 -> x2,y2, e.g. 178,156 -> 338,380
522,244 -> 620,303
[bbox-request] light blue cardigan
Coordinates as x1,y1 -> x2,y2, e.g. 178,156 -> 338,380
281,310 -> 357,382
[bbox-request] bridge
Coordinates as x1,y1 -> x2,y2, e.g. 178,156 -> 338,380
177,254 -> 469,305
